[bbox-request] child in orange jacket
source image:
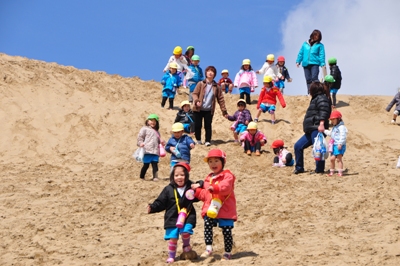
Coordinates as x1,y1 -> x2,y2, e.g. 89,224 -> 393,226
254,75 -> 286,124
191,149 -> 237,261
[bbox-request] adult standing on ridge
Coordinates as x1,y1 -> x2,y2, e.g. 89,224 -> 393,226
293,81 -> 331,175
192,66 -> 228,147
296,29 -> 326,94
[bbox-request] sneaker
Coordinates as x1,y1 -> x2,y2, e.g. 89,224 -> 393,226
337,172 -> 343,177
273,163 -> 280,167
327,172 -> 334,177
200,250 -> 212,258
166,258 -> 175,263
254,118 -> 259,122
293,169 -> 304,174
152,177 -> 159,181
391,120 -> 396,124
255,150 -> 261,156
310,170 -> 324,175
234,140 -> 239,144
196,140 -> 203,145
271,120 -> 275,125
246,150 -> 251,155
221,253 -> 232,261
205,142 -> 211,146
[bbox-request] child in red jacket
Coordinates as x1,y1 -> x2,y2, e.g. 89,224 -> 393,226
191,149 -> 237,261
254,75 -> 286,124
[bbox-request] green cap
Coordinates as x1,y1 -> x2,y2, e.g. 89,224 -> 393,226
328,57 -> 337,64
324,75 -> 335,83
147,114 -> 159,121
191,55 -> 200,61
186,46 -> 195,51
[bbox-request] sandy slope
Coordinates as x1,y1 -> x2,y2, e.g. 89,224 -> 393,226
0,53 -> 399,265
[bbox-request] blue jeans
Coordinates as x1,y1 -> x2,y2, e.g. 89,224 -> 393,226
303,65 -> 319,93
294,129 -> 325,173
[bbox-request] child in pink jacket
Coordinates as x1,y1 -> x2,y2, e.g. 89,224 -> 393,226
234,59 -> 258,105
239,121 -> 267,156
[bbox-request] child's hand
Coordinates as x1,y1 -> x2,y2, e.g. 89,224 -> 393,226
140,143 -> 145,147
190,143 -> 195,149
245,120 -> 249,125
224,114 -> 228,118
161,140 -> 166,146
256,70 -> 260,74
191,183 -> 200,189
338,144 -> 342,150
207,186 -> 214,192
147,205 -> 151,213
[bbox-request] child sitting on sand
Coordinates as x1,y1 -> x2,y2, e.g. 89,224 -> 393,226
239,122 -> 267,156
270,139 -> 294,167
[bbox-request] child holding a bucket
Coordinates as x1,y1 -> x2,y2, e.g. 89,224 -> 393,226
148,163 -> 201,263
137,114 -> 166,181
191,149 -> 237,261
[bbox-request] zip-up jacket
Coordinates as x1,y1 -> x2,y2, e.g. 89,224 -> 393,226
233,70 -> 258,89
227,109 -> 252,124
257,86 -> 286,109
303,93 -> 331,133
324,120 -> 347,145
330,65 -> 342,89
239,130 -> 267,146
296,41 -> 325,67
165,134 -> 195,162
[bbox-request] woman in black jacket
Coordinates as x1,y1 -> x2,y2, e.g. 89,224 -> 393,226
293,82 -> 331,174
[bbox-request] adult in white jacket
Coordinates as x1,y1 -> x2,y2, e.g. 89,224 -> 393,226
324,110 -> 348,177
256,54 -> 282,81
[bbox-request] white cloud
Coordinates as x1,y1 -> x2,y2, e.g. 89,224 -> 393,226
278,0 -> 400,96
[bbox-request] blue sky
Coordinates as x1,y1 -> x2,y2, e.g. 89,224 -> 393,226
1,0 -> 400,96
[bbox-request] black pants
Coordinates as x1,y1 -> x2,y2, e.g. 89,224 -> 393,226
240,92 -> 251,105
244,140 -> 261,152
161,97 -> 174,109
140,162 -> 158,179
193,110 -> 213,142
204,217 -> 233,253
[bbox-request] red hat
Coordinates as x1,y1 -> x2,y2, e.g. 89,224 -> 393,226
204,149 -> 227,163
277,56 -> 285,62
173,162 -> 191,173
271,139 -> 285,148
329,110 -> 342,120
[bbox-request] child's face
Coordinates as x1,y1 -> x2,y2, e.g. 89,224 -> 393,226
147,119 -> 157,128
243,64 -> 250,70
174,54 -> 181,59
263,82 -> 272,88
173,130 -> 183,138
170,68 -> 177,74
237,104 -> 245,111
278,61 -> 285,66
330,118 -> 339,126
222,73 -> 229,78
248,129 -> 257,135
273,148 -> 280,155
267,60 -> 274,65
207,157 -> 223,174
192,60 -> 199,66
182,104 -> 190,112
173,166 -> 186,187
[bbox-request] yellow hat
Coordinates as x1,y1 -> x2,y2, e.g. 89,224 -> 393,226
263,75 -> 273,83
237,99 -> 246,105
247,121 -> 258,130
266,54 -> 275,61
221,69 -> 229,74
180,100 -> 190,108
169,62 -> 178,69
173,46 -> 182,55
242,59 -> 251,65
172,123 -> 184,132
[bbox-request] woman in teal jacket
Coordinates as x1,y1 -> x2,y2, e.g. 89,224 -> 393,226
296,29 -> 326,94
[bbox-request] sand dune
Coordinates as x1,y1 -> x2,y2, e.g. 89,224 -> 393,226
0,53 -> 399,265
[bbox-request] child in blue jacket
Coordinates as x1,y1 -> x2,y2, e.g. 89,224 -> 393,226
161,62 -> 183,110
166,123 -> 195,171
187,55 -> 204,103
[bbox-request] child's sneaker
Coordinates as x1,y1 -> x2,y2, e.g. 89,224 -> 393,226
166,258 -> 175,263
221,252 -> 232,261
200,250 -> 212,258
255,150 -> 261,156
246,150 -> 251,155
196,140 -> 203,145
327,169 -> 335,177
391,120 -> 396,124
337,172 -> 343,177
254,118 -> 259,122
205,142 -> 211,146
273,163 -> 280,167
271,120 -> 275,125
234,140 -> 239,144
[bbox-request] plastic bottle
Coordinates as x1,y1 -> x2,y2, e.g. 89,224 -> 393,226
397,156 -> 400,169
206,198 -> 222,219
328,139 -> 334,153
176,208 -> 187,228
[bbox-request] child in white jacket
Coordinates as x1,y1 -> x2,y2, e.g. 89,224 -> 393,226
256,54 -> 282,81
324,110 -> 348,177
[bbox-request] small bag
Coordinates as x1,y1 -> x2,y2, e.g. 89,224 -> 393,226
133,147 -> 145,163
159,144 -> 166,157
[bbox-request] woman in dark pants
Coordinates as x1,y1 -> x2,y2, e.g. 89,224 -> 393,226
293,81 -> 331,174
192,66 -> 228,146
296,29 -> 326,94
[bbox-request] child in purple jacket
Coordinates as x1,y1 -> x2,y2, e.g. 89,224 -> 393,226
226,99 -> 253,143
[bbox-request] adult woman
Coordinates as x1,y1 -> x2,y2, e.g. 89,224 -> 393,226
296,29 -> 326,94
192,66 -> 228,146
293,82 -> 331,174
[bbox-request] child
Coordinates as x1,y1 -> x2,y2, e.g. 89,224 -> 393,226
165,123 -> 195,170
386,88 -> 400,124
328,57 -> 342,107
254,75 -> 286,124
137,114 -> 165,181
239,122 -> 267,156
161,62 -> 183,110
187,55 -> 204,103
256,54 -> 282,83
174,100 -> 195,134
275,56 -> 292,94
218,69 -> 234,93
191,149 -> 237,261
184,46 -> 195,67
233,59 -> 258,105
270,139 -> 294,167
148,163 -> 200,263
324,110 -> 348,177
163,46 -> 189,81
226,99 -> 252,143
